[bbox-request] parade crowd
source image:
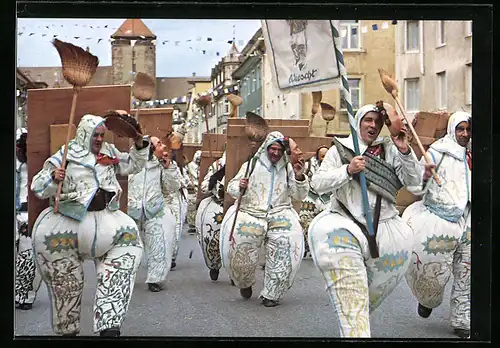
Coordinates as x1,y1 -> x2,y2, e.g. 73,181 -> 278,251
15,105 -> 471,339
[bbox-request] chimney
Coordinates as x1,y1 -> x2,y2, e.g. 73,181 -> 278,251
86,46 -> 90,52
192,72 -> 196,77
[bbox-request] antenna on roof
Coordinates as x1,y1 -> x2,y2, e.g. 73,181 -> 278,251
232,24 -> 236,43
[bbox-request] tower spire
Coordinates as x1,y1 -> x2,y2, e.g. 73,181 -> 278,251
232,24 -> 236,43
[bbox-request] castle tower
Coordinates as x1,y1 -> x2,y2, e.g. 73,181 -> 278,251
110,19 -> 156,94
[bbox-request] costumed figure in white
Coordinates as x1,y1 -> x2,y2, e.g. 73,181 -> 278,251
186,150 -> 201,233
403,112 -> 472,339
30,114 -> 149,337
15,128 -> 42,310
299,145 -> 331,259
308,104 -> 427,337
220,131 -> 308,307
128,136 -> 179,292
196,151 -> 226,282
164,158 -> 188,270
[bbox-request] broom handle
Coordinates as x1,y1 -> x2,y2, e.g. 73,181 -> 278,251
393,96 -> 441,186
229,160 -> 252,242
54,88 -> 80,214
204,105 -> 213,158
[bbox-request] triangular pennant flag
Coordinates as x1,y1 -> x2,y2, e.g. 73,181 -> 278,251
104,25 -> 108,28
202,50 -> 206,54
196,37 -> 202,41
187,39 -> 191,42
42,34 -> 47,37
207,37 -> 212,41
189,46 -> 193,49
216,52 -> 220,56
18,32 -> 23,36
86,37 -> 91,40
361,26 -> 368,34
29,33 -> 34,36
372,24 -> 378,31
175,41 -> 180,46
53,34 -> 58,37
74,36 -> 80,39
90,26 -> 93,28
382,22 -> 389,29
98,38 -> 102,43
46,26 -> 49,29
227,40 -> 233,44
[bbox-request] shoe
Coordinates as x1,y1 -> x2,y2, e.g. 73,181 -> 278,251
453,328 -> 470,339
171,260 -> 176,270
417,303 -> 432,318
240,287 -> 252,299
147,283 -> 164,292
99,328 -> 121,337
18,303 -> 33,310
261,297 -> 279,307
188,228 -> 196,234
209,269 -> 219,281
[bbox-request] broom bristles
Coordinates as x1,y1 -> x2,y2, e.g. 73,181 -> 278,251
133,72 -> 155,101
52,39 -> 99,87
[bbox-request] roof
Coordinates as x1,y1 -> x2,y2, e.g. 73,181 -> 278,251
111,19 -> 156,39
156,77 -> 197,101
187,77 -> 211,84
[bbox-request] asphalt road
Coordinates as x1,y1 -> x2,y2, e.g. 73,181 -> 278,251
15,226 -> 457,339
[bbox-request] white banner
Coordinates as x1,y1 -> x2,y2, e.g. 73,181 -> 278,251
261,20 -> 341,93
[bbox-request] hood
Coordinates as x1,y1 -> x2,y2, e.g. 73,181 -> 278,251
430,111 -> 471,160
66,114 -> 106,159
337,104 -> 385,154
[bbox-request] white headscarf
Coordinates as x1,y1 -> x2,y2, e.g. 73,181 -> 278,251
66,114 -> 106,160
337,104 -> 386,154
430,111 -> 471,160
16,127 -> 27,141
252,131 -> 290,170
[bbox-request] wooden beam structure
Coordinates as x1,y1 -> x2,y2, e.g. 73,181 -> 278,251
27,84 -> 132,232
196,133 -> 226,204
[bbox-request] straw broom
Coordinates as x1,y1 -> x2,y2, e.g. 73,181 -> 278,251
197,95 -> 213,157
52,39 -> 99,213
378,68 -> 441,185
132,72 -> 155,121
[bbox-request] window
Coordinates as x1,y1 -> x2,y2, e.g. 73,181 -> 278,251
405,20 -> 420,52
251,70 -> 256,92
465,64 -> 472,105
404,78 -> 420,112
256,65 -> 261,89
340,78 -> 361,110
246,77 -> 251,96
465,20 -> 472,36
437,21 -> 446,46
437,72 -> 447,109
340,20 -> 360,50
223,99 -> 230,115
219,71 -> 224,84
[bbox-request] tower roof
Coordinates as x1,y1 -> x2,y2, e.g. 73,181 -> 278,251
227,41 -> 239,56
111,19 -> 156,39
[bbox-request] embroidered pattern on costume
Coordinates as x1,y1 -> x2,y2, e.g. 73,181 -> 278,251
374,251 -> 408,273
236,221 -> 265,238
112,226 -> 140,247
43,231 -> 78,254
422,235 -> 458,255
268,216 -> 292,230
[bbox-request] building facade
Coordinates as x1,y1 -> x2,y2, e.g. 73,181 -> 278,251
207,42 -> 241,134
300,20 -> 397,136
395,20 -> 472,117
233,29 -> 264,117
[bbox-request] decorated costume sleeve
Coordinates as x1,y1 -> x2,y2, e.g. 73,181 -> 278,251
110,139 -> 150,176
31,158 -> 59,199
226,161 -> 248,200
287,163 -> 309,201
310,146 -> 352,195
405,148 -> 441,196
391,144 -> 425,189
161,161 -> 182,192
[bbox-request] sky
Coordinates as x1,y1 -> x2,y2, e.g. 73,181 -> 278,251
16,18 -> 262,77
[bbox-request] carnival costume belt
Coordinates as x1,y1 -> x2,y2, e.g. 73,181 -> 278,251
333,138 -> 403,202
87,189 -> 115,212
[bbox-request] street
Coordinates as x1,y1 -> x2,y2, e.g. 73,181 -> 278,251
15,226 -> 456,338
